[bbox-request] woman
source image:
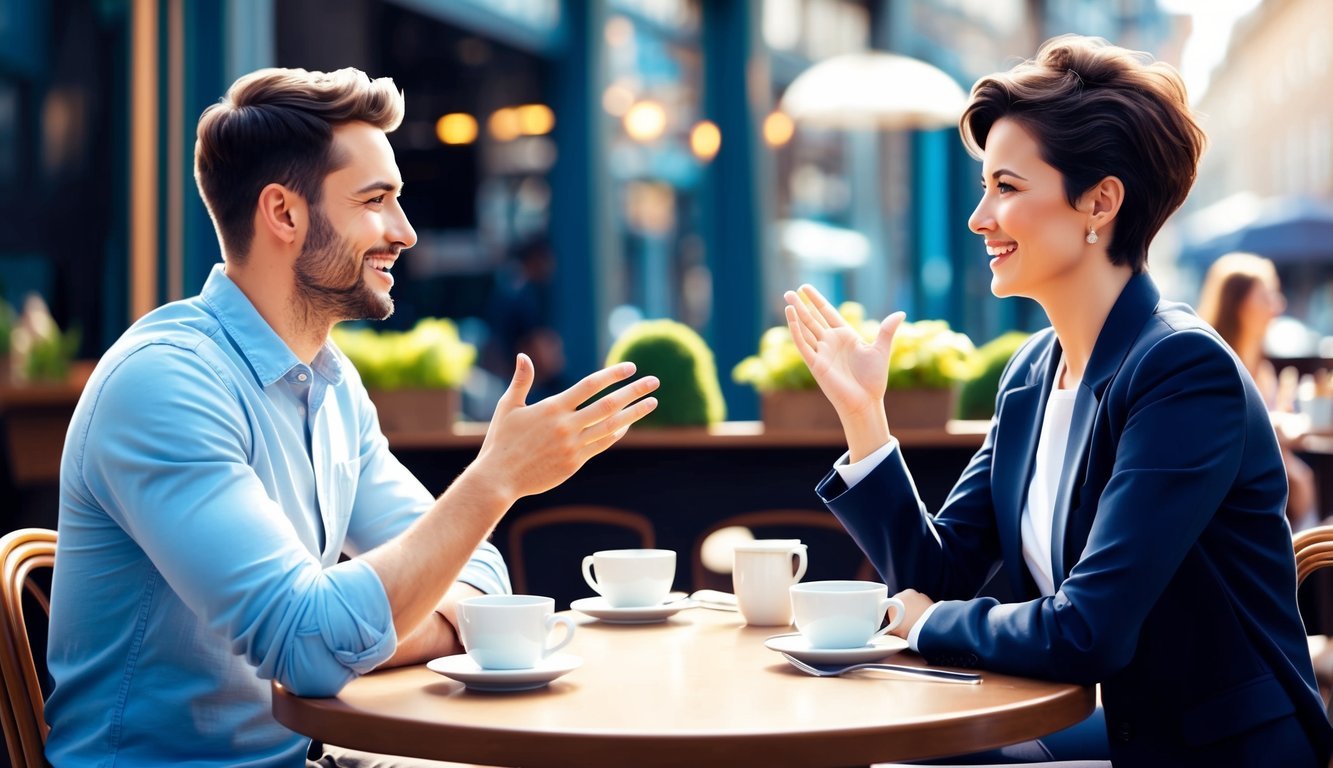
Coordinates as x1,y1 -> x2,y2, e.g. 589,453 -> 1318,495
1197,252 -> 1318,531
784,36 -> 1332,766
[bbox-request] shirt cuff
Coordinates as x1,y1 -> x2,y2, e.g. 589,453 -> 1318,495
906,601 -> 941,652
832,437 -> 899,489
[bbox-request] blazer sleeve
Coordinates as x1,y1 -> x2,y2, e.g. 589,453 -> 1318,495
917,329 -> 1250,683
815,336 -> 1043,600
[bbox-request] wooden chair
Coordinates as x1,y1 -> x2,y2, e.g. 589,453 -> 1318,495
1295,525 -> 1333,587
0,528 -> 56,767
691,509 -> 876,593
505,506 -> 656,607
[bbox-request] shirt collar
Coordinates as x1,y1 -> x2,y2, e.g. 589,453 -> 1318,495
200,264 -> 345,387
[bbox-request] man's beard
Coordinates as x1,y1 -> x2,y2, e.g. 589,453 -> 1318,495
293,205 -> 395,324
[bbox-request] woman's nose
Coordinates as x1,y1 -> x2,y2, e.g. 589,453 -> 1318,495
968,198 -> 993,235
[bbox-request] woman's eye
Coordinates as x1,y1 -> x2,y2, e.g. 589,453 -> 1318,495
997,182 -> 1015,193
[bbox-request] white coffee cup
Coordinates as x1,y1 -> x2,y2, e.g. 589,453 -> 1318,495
789,580 -> 905,649
581,549 -> 676,608
733,539 -> 808,626
457,595 -> 576,670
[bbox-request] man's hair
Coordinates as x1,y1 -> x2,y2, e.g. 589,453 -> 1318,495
960,35 -> 1205,273
194,67 -> 404,260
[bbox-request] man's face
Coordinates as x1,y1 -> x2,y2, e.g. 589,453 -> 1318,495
293,121 -> 416,323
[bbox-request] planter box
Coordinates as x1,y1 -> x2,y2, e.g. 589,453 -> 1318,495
761,387 -> 956,432
368,388 -> 460,433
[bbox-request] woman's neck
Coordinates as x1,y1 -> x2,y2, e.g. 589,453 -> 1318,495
1039,261 -> 1134,388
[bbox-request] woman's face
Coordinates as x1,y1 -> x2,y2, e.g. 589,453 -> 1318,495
967,118 -> 1093,302
1242,273 -> 1286,331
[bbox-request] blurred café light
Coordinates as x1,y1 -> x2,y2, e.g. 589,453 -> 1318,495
605,15 -> 634,47
689,120 -> 721,162
780,52 -> 966,130
623,100 -> 667,143
602,81 -> 636,117
488,107 -> 521,142
516,104 -> 555,136
763,111 -> 795,147
435,113 -> 478,145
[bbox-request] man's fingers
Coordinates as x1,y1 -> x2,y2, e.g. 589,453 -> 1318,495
496,353 -> 535,412
799,284 -> 845,329
556,361 -> 638,409
579,375 -> 660,428
582,395 -> 658,446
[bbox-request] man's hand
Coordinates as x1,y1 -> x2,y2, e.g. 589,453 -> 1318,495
888,588 -> 935,641
472,354 -> 659,504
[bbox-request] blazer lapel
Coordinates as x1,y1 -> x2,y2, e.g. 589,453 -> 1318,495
992,338 -> 1057,597
1049,272 -> 1162,587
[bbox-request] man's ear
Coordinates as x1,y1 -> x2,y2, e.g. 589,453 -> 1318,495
1083,175 -> 1124,233
255,183 -> 303,246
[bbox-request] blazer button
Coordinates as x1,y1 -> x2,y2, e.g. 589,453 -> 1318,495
1113,721 -> 1133,742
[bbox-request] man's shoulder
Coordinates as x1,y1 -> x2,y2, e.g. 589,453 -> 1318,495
92,298 -> 244,399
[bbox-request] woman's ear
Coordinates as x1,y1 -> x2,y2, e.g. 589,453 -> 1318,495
255,183 -> 302,246
1084,176 -> 1125,232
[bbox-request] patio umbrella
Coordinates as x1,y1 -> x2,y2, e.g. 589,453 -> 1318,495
1178,195 -> 1333,267
778,51 -> 968,130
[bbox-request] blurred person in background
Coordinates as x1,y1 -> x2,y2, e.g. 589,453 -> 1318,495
785,35 -> 1331,766
483,237 -> 570,405
1198,251 -> 1319,531
44,67 -> 658,767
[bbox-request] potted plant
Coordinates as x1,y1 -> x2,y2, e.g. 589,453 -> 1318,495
604,319 -> 726,428
733,302 -> 976,431
956,331 -> 1031,421
9,293 -> 80,385
332,318 -> 475,432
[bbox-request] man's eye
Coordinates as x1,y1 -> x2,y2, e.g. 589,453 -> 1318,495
367,195 -> 386,205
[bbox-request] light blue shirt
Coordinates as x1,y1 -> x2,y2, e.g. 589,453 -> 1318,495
46,265 -> 509,767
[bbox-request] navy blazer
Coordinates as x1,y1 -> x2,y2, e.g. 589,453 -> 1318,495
818,274 -> 1333,766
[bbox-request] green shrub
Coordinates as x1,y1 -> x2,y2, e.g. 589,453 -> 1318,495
733,302 -> 977,392
605,319 -> 725,428
332,318 -> 475,390
955,331 -> 1031,420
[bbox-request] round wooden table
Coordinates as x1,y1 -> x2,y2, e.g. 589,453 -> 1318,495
273,606 -> 1094,767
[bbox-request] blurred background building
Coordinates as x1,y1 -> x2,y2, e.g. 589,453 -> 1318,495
0,0 -> 1325,423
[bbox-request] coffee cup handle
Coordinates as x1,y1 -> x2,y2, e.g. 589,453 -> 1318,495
542,614 -> 576,658
791,544 -> 809,583
872,596 -> 907,638
581,555 -> 600,594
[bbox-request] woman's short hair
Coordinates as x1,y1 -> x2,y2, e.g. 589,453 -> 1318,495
1196,252 -> 1278,351
960,35 -> 1205,272
194,67 -> 404,260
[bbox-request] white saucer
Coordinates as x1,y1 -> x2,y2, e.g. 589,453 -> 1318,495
570,596 -> 695,624
763,633 -> 908,665
426,653 -> 581,692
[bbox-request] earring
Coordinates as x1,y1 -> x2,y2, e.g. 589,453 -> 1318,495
1085,227 -> 1099,245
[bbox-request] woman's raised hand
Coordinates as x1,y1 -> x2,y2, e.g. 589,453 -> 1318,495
784,285 -> 904,458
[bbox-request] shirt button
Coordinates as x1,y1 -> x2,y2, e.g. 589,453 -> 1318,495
297,373 -> 308,382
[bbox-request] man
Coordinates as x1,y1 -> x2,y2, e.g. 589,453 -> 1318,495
44,67 -> 659,766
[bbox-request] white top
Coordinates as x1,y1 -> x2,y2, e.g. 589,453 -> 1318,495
834,357 -> 1078,650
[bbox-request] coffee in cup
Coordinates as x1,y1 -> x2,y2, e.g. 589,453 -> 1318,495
581,549 -> 676,608
789,580 -> 904,649
457,594 -> 576,670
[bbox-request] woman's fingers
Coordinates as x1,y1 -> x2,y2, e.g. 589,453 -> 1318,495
784,290 -> 826,341
799,284 -> 845,329
785,305 -> 820,366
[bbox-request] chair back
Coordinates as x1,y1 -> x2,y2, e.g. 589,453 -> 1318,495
1294,525 -> 1333,587
0,528 -> 56,768
691,509 -> 875,592
506,506 -> 656,607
